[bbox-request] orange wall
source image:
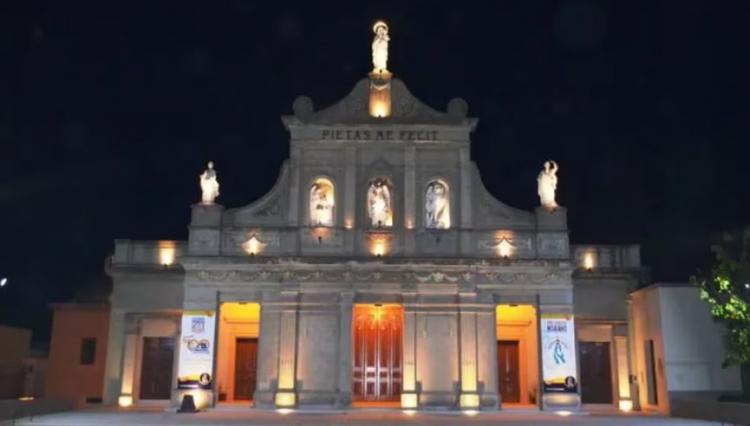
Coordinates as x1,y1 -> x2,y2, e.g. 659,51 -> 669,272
46,304 -> 110,405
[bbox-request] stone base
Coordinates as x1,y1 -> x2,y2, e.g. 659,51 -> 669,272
541,392 -> 581,411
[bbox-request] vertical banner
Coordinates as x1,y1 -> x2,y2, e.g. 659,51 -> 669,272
540,314 -> 578,393
177,311 -> 215,390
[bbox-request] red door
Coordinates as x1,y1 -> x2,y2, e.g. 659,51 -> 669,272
498,340 -> 520,403
234,338 -> 258,401
352,305 -> 402,401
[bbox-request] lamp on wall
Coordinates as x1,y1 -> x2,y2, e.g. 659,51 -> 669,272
583,251 -> 595,271
158,241 -> 176,267
242,235 -> 264,256
497,239 -> 513,259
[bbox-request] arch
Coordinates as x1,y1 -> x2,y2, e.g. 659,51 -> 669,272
309,177 -> 335,227
367,177 -> 393,228
425,179 -> 450,229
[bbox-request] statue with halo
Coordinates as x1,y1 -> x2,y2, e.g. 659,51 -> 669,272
372,21 -> 390,74
200,161 -> 220,204
537,160 -> 559,211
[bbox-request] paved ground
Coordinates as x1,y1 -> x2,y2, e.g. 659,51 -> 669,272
9,408 -> 727,426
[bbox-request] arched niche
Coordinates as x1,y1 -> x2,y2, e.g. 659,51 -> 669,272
367,178 -> 393,228
425,179 -> 450,229
309,177 -> 335,227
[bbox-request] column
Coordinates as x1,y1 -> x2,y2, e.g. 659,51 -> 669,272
275,290 -> 299,408
401,291 -> 418,409
476,294 -> 499,409
118,325 -> 138,407
336,292 -> 354,407
404,147 -> 416,254
102,309 -> 126,405
459,146 -> 472,253
458,292 -> 480,410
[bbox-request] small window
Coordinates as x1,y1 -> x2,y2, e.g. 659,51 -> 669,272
80,338 -> 97,365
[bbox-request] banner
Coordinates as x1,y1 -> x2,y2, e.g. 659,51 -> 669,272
177,311 -> 215,390
540,314 -> 578,393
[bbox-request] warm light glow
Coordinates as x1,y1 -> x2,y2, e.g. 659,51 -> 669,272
460,394 -> 480,409
187,390 -> 210,410
583,251 -> 596,270
18,396 -> 34,402
402,409 -> 417,416
118,395 -> 133,408
221,302 -> 260,321
405,219 -> 414,230
401,393 -> 418,409
463,409 -> 479,416
158,242 -> 176,266
497,238 -> 513,258
556,410 -> 573,417
370,99 -> 390,118
276,408 -> 294,415
370,238 -> 389,256
344,219 -> 354,230
619,399 -> 633,412
242,235 -> 264,256
275,391 -> 296,408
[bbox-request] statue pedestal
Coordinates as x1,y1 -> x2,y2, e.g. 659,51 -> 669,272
368,72 -> 392,118
535,206 -> 567,231
189,203 -> 224,256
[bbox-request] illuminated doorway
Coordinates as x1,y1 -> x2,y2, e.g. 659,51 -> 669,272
496,305 -> 539,406
216,302 -> 260,404
352,304 -> 403,403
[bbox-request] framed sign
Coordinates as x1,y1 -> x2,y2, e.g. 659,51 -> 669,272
540,314 -> 578,393
177,311 -> 215,390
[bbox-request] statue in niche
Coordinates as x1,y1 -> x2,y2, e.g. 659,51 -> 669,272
310,179 -> 335,226
199,161 -> 220,204
537,160 -> 559,211
425,181 -> 450,229
368,179 -> 393,227
372,21 -> 390,74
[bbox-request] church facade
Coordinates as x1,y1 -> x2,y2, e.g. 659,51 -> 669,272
102,24 -> 644,412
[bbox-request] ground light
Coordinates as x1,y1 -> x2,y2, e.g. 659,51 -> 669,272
276,408 -> 294,415
117,395 -> 133,408
619,399 -> 633,412
462,409 -> 479,416
402,410 -> 417,416
555,410 -> 573,416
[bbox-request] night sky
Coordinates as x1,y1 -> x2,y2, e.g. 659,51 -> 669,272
2,1 -> 749,344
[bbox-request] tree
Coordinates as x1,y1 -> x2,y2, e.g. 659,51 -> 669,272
691,228 -> 750,400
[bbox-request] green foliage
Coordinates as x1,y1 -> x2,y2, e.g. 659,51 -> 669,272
691,228 -> 750,367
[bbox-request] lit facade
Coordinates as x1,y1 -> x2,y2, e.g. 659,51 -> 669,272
101,73 -> 646,412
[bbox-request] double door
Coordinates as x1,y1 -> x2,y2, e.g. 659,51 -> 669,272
352,305 -> 403,401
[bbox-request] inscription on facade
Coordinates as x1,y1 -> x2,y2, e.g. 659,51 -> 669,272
321,129 -> 438,141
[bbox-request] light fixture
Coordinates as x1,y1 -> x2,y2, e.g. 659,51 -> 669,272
619,399 -> 633,412
583,251 -> 595,271
555,410 -> 573,417
242,235 -> 265,256
276,408 -> 294,415
158,242 -> 176,267
0,277 -> 7,287
118,395 -> 133,408
497,239 -> 513,258
402,410 -> 417,416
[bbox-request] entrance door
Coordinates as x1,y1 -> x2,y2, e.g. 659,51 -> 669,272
579,342 -> 613,404
139,337 -> 175,400
234,338 -> 258,401
498,340 -> 520,403
352,305 -> 402,401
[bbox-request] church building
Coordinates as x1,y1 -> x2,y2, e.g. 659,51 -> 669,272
100,22 -> 645,413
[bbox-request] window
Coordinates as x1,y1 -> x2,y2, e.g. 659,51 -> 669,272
310,178 -> 335,226
367,178 -> 393,228
80,338 -> 97,365
425,180 -> 450,229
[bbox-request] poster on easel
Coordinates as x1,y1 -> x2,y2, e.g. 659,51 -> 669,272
540,314 -> 578,393
177,311 -> 215,390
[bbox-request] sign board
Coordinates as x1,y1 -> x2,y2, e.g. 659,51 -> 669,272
540,314 -> 578,393
177,311 -> 215,390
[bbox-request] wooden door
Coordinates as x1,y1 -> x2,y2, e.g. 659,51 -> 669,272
352,305 -> 402,401
579,342 -> 613,404
139,337 -> 175,400
234,338 -> 258,401
498,340 -> 520,403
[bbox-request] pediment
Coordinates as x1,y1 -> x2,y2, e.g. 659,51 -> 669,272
224,162 -> 290,227
282,78 -> 477,127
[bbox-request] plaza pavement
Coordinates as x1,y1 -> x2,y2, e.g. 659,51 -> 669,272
10,407 -> 729,426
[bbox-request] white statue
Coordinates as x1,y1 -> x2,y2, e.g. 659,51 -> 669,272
200,161 -> 220,204
372,21 -> 390,74
310,179 -> 334,226
537,160 -> 559,211
368,179 -> 393,227
425,181 -> 450,229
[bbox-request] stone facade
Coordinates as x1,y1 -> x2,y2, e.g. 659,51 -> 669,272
102,75 -> 645,412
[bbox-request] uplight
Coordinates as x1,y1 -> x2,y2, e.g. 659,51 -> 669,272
556,410 -> 573,417
619,399 -> 633,412
118,395 -> 133,408
463,409 -> 479,416
276,408 -> 294,415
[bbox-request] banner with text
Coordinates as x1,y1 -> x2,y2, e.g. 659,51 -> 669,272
540,314 -> 578,393
177,311 -> 215,390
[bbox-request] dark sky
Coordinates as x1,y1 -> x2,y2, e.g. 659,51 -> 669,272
2,1 -> 749,343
